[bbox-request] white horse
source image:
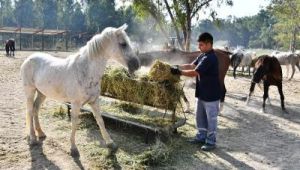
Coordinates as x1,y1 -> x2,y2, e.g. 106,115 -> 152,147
20,24 -> 140,156
230,49 -> 254,78
271,51 -> 300,80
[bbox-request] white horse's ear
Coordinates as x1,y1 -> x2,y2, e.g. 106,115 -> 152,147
116,24 -> 128,34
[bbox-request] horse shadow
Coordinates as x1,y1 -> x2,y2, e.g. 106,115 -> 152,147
29,137 -> 86,170
29,139 -> 60,170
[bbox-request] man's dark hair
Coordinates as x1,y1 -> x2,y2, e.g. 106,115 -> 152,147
197,32 -> 213,44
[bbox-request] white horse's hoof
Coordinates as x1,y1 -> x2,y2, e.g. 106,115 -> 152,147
29,138 -> 38,146
70,148 -> 80,157
38,135 -> 47,141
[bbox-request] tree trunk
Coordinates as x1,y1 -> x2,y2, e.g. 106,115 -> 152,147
163,0 -> 184,50
291,27 -> 297,52
184,0 -> 191,51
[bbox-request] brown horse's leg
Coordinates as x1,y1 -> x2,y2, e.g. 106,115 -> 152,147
5,47 -> 9,56
246,82 -> 256,105
262,82 -> 270,113
220,84 -> 226,112
277,82 -> 286,112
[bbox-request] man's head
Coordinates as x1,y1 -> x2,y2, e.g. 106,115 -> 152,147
197,32 -> 213,53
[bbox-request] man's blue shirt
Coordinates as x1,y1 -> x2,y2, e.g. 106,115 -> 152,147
192,50 -> 221,101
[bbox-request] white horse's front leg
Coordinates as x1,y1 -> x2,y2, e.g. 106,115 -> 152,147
70,103 -> 80,157
89,99 -> 118,152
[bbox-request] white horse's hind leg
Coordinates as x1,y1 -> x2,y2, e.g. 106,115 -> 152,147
70,102 -> 80,157
24,87 -> 37,145
89,99 -> 118,153
33,91 -> 46,139
286,65 -> 289,78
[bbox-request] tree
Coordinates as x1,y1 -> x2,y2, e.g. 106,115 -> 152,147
34,0 -> 58,29
131,0 -> 233,51
70,2 -> 86,32
85,0 -> 119,32
0,0 -> 15,27
32,0 -> 44,28
14,0 -> 35,27
57,0 -> 75,30
270,0 -> 300,51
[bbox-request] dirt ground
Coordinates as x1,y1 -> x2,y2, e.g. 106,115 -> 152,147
0,51 -> 300,170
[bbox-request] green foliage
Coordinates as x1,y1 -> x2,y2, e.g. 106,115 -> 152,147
0,0 -> 15,26
270,0 -> 300,50
193,9 -> 276,49
14,0 -> 35,27
85,0 -> 119,32
70,2 -> 86,32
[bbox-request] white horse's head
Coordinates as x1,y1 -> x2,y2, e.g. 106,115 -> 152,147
86,24 -> 140,74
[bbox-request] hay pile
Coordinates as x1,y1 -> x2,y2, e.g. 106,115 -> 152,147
148,60 -> 180,83
100,60 -> 183,110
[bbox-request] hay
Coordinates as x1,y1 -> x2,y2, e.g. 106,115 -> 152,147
148,60 -> 180,83
101,61 -> 183,110
136,139 -> 171,166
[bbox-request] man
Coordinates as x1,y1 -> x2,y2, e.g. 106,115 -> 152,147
170,32 -> 220,151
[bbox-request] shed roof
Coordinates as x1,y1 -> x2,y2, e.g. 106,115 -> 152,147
0,27 -> 68,35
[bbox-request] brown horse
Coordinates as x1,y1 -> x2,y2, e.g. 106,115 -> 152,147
138,48 -> 231,111
5,39 -> 15,57
246,55 -> 286,114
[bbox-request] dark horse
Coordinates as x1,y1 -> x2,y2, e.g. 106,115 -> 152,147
5,39 -> 15,57
138,48 -> 231,111
246,55 -> 286,114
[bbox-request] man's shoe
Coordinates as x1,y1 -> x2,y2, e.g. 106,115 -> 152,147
201,143 -> 216,151
188,139 -> 205,145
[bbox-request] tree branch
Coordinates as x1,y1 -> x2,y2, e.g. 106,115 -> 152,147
191,0 -> 213,18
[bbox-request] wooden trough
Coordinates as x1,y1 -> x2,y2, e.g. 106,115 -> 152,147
65,98 -> 186,143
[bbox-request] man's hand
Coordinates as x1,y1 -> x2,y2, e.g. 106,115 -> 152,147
170,65 -> 182,75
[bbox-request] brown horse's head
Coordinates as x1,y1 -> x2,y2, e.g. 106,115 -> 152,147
252,55 -> 281,83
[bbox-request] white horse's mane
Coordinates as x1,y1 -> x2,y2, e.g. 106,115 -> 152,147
77,26 -> 130,59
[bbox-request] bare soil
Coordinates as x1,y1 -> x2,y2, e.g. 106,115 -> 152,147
0,51 -> 299,169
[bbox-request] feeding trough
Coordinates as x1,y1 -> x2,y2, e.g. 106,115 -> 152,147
66,60 -> 187,142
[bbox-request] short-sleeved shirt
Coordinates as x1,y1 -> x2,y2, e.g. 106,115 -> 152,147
192,49 -> 220,101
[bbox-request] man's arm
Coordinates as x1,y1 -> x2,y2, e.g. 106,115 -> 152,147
179,64 -> 196,70
180,70 -> 199,77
